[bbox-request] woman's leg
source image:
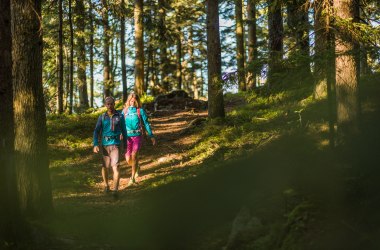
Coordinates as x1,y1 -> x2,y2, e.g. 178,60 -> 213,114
127,136 -> 142,186
127,152 -> 137,186
135,157 -> 140,178
131,152 -> 137,180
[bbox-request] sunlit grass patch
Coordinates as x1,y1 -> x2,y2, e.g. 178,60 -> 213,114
147,174 -> 189,189
50,160 -> 99,199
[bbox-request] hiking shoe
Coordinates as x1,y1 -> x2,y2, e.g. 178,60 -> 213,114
104,186 -> 110,193
127,177 -> 136,187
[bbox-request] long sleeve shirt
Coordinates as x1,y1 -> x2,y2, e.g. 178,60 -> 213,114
122,107 -> 154,138
93,111 -> 128,147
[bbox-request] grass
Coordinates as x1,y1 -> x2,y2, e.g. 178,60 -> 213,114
39,74 -> 380,249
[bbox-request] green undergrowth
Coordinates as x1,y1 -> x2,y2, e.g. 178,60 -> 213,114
44,76 -> 380,249
185,85 -> 318,174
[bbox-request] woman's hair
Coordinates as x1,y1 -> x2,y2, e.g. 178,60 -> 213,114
125,92 -> 141,108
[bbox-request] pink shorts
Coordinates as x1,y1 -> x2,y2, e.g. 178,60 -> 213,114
125,136 -> 142,158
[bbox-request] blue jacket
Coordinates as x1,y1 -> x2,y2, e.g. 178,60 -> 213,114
93,111 -> 128,147
122,107 -> 154,138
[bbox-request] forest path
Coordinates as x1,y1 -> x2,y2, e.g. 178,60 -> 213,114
48,108 -> 222,249
101,109 -> 208,192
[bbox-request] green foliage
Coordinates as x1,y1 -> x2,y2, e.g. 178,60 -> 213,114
140,94 -> 155,104
186,85 -> 316,175
47,112 -> 101,197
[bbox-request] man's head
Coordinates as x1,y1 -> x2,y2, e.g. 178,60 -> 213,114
104,96 -> 115,111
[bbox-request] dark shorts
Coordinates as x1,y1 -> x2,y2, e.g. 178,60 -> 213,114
102,145 -> 119,168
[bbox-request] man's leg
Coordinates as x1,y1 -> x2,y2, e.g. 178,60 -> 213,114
109,145 -> 120,192
102,167 -> 109,192
112,165 -> 120,191
102,146 -> 112,192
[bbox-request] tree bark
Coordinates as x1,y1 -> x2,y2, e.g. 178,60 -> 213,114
121,0 -> 128,103
89,0 -> 95,107
176,28 -> 183,90
76,0 -> 89,110
57,0 -> 64,113
206,0 -> 225,119
247,0 -> 257,90
134,0 -> 144,96
102,0 -> 111,99
287,0 -> 311,73
158,0 -> 169,92
68,0 -> 74,113
189,26 -> 198,99
314,0 -> 336,147
267,0 -> 283,86
0,0 -> 22,241
334,0 -> 360,145
11,0 -> 53,216
235,0 -> 246,91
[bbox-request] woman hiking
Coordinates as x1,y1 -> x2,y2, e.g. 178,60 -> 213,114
122,92 -> 156,186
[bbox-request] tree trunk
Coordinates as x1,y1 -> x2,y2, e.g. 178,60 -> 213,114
11,0 -> 53,216
89,0 -> 94,108
189,26 -> 198,99
334,0 -> 360,145
134,0 -> 144,96
247,0 -> 257,90
110,36 -> 119,95
102,0 -> 111,98
121,0 -> 128,103
235,0 -> 246,91
64,46 -> 70,110
76,0 -> 89,110
68,0 -> 74,113
314,0 -> 336,147
357,0 -> 368,76
314,0 -> 328,99
176,29 -> 183,90
0,0 -> 22,241
200,60 -> 205,97
158,0 -> 169,92
57,0 -> 64,113
69,0 -> 74,114
287,0 -> 311,73
206,0 -> 225,119
267,0 -> 283,86
146,43 -> 152,93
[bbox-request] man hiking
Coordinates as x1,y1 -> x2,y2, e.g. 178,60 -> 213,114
93,96 -> 127,198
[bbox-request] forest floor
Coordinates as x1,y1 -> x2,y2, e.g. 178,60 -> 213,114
35,78 -> 380,250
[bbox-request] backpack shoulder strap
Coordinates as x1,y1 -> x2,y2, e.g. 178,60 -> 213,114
101,113 -> 106,125
137,108 -> 141,119
137,108 -> 145,133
